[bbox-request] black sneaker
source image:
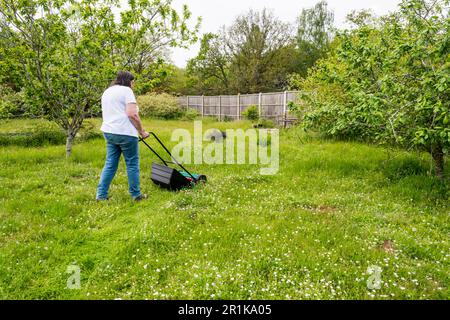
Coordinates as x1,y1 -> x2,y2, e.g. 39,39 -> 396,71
134,194 -> 148,202
96,197 -> 109,202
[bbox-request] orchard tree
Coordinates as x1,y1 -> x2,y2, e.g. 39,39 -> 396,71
117,0 -> 201,94
291,0 -> 449,178
0,0 -> 199,157
0,21 -> 24,91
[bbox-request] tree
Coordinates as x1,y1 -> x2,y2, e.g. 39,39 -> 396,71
295,0 -> 335,77
187,7 -> 340,95
186,32 -> 230,95
0,21 -> 23,91
0,0 -> 199,157
225,9 -> 294,93
290,0 -> 449,178
117,0 -> 201,94
187,9 -> 297,94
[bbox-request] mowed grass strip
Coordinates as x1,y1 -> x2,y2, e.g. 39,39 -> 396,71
0,119 -> 448,299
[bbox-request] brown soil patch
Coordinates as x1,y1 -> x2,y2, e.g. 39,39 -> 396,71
316,205 -> 338,214
379,240 -> 395,253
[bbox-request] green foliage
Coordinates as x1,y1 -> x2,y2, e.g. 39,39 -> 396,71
0,121 -> 65,147
0,0 -> 200,156
78,121 -> 103,142
187,9 -> 301,94
182,108 -> 200,121
30,122 -> 67,146
154,64 -> 198,96
381,156 -> 428,181
0,119 -> 448,299
0,84 -> 26,118
227,9 -> 294,93
186,33 -> 230,95
290,0 -> 449,177
295,0 -> 335,77
242,105 -> 259,121
137,93 -> 184,119
186,3 -> 336,95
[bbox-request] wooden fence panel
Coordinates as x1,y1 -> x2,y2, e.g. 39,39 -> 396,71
178,91 -> 300,125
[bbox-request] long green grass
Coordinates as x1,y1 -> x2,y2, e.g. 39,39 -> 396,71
0,118 -> 448,300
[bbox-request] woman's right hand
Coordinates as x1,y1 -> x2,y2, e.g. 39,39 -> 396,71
140,131 -> 150,139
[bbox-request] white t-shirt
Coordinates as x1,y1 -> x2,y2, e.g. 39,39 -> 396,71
100,85 -> 139,138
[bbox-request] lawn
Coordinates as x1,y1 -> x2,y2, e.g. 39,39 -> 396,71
0,118 -> 448,300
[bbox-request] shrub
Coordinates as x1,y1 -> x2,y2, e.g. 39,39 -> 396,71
29,122 -> 66,146
242,105 -> 259,122
137,93 -> 184,119
0,121 -> 66,147
182,108 -> 200,121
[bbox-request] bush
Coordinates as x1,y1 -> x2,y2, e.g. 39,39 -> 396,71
242,105 -> 259,122
0,121 -> 66,147
182,108 -> 199,121
29,122 -> 66,146
137,93 -> 184,119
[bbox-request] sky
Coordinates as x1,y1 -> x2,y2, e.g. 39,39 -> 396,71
169,0 -> 402,68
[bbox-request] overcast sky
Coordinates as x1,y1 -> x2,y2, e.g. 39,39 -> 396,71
169,0 -> 402,67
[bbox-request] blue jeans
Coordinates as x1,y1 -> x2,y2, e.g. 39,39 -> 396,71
96,133 -> 141,200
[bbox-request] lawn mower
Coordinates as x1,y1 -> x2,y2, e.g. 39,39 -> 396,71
139,132 -> 207,191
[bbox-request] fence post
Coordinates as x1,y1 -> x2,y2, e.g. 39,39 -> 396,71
186,96 -> 189,111
218,95 -> 222,121
201,95 -> 205,118
258,93 -> 262,118
237,93 -> 240,120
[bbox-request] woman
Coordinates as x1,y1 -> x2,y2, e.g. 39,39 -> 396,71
96,71 -> 149,201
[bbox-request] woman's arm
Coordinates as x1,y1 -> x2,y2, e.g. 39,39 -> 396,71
126,103 -> 149,139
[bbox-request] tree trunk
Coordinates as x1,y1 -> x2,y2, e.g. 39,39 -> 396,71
431,145 -> 445,179
66,132 -> 75,158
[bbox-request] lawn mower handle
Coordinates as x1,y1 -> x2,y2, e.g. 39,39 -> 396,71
139,137 -> 169,166
139,132 -> 197,182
